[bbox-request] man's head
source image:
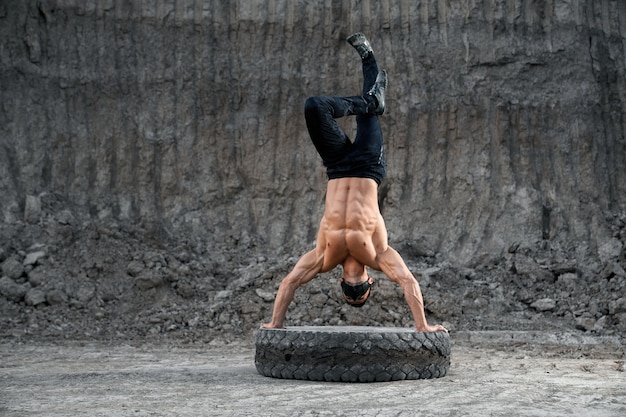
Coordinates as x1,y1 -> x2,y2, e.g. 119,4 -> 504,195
340,256 -> 373,307
340,276 -> 374,307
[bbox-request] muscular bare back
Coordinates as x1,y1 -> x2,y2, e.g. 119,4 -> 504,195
317,177 -> 389,272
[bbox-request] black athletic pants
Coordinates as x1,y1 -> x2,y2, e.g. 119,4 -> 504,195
304,54 -> 386,185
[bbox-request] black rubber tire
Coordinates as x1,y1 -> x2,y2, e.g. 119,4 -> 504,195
255,326 -> 450,382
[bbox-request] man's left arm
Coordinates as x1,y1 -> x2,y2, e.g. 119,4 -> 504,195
375,247 -> 447,333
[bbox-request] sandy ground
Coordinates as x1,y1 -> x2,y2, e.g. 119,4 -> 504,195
1,331 -> 625,417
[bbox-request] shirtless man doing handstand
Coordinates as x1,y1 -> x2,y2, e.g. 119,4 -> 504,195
261,33 -> 447,333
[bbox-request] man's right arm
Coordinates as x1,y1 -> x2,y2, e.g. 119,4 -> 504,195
261,249 -> 324,329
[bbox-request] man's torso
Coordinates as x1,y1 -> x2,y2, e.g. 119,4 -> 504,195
318,177 -> 388,272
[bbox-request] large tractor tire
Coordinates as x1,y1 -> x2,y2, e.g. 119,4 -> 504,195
255,326 -> 450,382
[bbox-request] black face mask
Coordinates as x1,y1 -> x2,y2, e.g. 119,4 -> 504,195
341,278 -> 372,307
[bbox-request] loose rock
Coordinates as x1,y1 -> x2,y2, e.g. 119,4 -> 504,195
0,276 -> 29,302
2,258 -> 24,280
46,289 -> 68,305
531,298 -> 556,312
135,271 -> 163,291
255,289 -> 275,302
609,298 -> 626,315
23,251 -> 46,267
127,260 -> 145,277
25,288 -> 47,306
76,283 -> 96,304
576,315 -> 596,332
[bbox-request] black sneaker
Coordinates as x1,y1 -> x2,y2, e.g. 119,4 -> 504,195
367,70 -> 387,115
347,32 -> 373,60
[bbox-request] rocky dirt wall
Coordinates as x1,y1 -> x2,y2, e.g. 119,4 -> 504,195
0,1 -> 625,343
1,0 -> 625,262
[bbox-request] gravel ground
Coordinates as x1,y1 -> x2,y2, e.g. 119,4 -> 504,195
1,331 -> 625,417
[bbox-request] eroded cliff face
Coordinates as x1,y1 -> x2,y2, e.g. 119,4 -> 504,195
0,1 -> 625,342
1,1 -> 624,264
